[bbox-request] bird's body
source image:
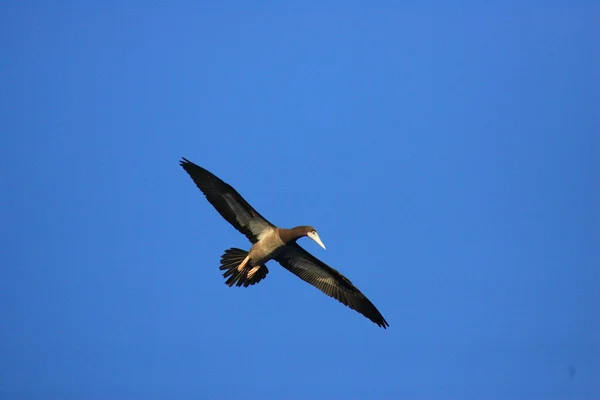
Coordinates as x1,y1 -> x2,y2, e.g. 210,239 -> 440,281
180,157 -> 389,328
250,226 -> 318,265
248,227 -> 286,266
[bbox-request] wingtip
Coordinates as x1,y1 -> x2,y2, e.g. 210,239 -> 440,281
180,157 -> 197,173
373,316 -> 389,329
180,157 -> 191,166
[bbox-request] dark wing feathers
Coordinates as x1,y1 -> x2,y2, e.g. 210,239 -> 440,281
180,158 -> 274,243
275,243 -> 389,328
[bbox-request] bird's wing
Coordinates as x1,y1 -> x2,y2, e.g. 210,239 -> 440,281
180,158 -> 275,243
274,243 -> 389,328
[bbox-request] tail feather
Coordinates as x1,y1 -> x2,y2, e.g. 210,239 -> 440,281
220,248 -> 268,287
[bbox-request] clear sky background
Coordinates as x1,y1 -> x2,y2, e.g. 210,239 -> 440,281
1,2 -> 598,399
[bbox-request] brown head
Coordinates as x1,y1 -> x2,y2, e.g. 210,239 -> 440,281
279,225 -> 326,249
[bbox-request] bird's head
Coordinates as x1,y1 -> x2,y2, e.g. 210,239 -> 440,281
303,226 -> 326,250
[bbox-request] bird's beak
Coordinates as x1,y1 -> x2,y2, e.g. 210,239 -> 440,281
307,231 -> 326,250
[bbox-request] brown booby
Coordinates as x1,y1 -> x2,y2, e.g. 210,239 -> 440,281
180,158 -> 389,328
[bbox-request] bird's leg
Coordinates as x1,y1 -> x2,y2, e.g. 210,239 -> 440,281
237,255 -> 250,272
247,265 -> 260,279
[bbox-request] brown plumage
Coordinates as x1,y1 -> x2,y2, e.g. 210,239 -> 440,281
180,157 -> 389,328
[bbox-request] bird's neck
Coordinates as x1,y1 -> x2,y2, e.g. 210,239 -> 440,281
278,227 -> 307,244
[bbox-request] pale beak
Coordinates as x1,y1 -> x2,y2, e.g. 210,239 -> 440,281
307,231 -> 326,250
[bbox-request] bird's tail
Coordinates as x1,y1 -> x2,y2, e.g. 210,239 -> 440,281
220,248 -> 269,287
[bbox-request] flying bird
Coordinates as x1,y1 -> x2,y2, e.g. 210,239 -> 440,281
180,158 -> 389,328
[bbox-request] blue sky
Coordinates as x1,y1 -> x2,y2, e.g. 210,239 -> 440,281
1,2 -> 598,399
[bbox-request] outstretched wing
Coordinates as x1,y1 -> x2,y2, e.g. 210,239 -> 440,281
180,158 -> 275,243
275,243 -> 389,328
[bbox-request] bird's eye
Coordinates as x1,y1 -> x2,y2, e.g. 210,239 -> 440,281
311,231 -> 317,235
